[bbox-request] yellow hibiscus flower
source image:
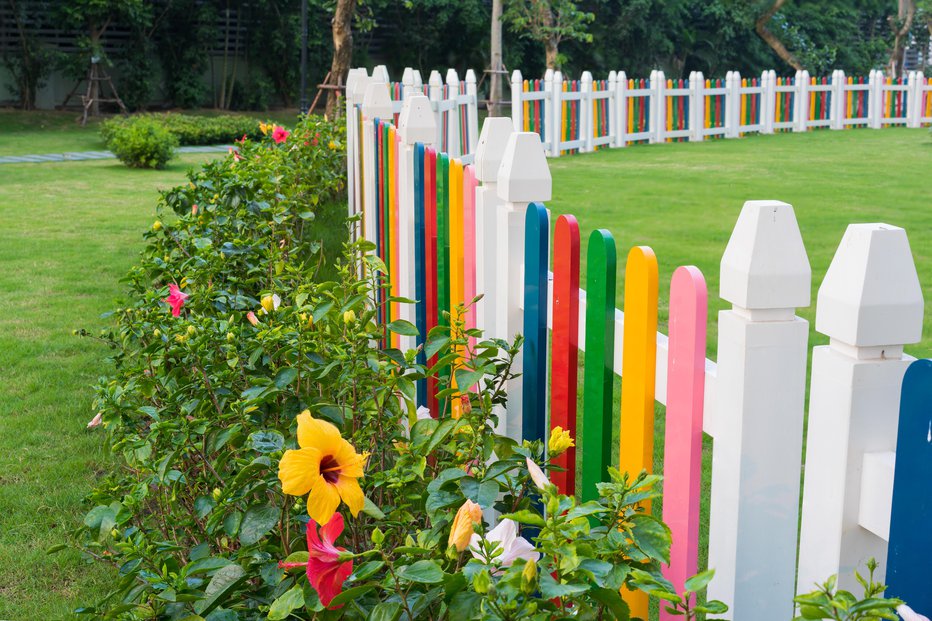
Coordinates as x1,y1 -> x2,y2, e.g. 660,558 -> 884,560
278,411 -> 368,524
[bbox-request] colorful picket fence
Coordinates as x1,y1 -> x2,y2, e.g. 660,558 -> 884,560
347,69 -> 930,621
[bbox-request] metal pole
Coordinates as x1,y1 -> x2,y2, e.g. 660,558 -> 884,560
300,0 -> 308,114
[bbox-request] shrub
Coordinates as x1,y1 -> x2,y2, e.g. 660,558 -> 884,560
106,116 -> 179,169
101,113 -> 266,147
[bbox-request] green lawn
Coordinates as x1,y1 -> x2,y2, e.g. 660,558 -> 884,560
0,153 -> 218,619
548,127 -> 932,360
0,108 -> 301,156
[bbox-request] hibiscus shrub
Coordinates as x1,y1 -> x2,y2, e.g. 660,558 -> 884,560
73,113 -> 729,619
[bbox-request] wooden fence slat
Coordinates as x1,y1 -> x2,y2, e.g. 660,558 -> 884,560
619,245 -> 659,619
523,203 -> 550,443
551,214 -> 580,496
661,266 -> 708,615
414,143 -> 427,407
463,165 -> 478,345
581,229 -> 617,502
425,148 -> 439,416
886,359 -> 932,615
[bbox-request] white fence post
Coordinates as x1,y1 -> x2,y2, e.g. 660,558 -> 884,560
401,67 -> 414,98
831,70 -> 845,130
707,200 -> 811,620
413,69 -> 424,94
373,64 -> 390,84
511,70 -> 524,133
796,223 -> 923,597
762,70 -> 775,134
607,70 -> 618,146
906,71 -> 920,128
495,132 -> 552,441
552,70 -> 564,156
581,71 -> 594,152
795,70 -> 810,132
544,68 -> 554,154
345,68 -> 367,233
690,71 -> 705,142
651,70 -> 666,143
396,95 -> 436,350
465,69 -> 480,152
446,69 -> 462,157
428,70 -> 444,148
869,70 -> 883,129
473,117 -> 514,342
360,82 -> 393,249
726,71 -> 741,138
616,71 -> 628,147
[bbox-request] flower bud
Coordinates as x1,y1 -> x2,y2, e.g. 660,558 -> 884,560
212,488 -> 223,502
246,311 -> 259,326
371,527 -> 385,547
152,220 -> 163,231
261,295 -> 275,314
521,559 -> 538,594
186,325 -> 196,336
153,329 -> 161,338
343,310 -> 356,324
226,332 -> 234,342
448,499 -> 482,552
548,426 -> 575,457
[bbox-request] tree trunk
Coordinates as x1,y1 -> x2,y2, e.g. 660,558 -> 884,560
89,26 -> 101,116
888,0 -> 917,78
326,0 -> 356,119
488,0 -> 503,116
545,39 -> 559,70
755,0 -> 804,71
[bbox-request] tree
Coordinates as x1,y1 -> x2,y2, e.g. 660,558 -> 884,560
755,0 -> 804,70
888,0 -> 917,76
57,0 -> 148,115
326,0 -> 356,117
3,0 -> 58,109
503,0 -> 594,69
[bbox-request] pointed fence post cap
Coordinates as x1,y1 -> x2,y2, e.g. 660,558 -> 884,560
497,132 -> 551,203
372,65 -> 390,84
398,95 -> 435,145
362,81 -> 392,120
345,69 -> 366,104
349,73 -> 371,105
474,117 -> 514,183
429,70 -> 443,87
816,224 -> 923,347
446,68 -> 459,84
720,200 -> 811,310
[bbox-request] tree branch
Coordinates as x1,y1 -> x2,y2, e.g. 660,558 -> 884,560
755,0 -> 804,71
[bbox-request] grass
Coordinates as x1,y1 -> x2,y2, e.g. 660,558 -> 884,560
0,153 -> 219,619
548,127 -> 932,359
0,108 -> 302,156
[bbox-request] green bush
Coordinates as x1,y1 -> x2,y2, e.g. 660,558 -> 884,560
106,117 -> 179,169
100,112 -> 266,147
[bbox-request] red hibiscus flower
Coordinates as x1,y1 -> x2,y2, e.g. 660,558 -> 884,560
163,284 -> 189,317
272,126 -> 290,144
279,514 -> 353,608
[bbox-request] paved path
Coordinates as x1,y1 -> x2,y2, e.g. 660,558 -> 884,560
0,145 -> 233,165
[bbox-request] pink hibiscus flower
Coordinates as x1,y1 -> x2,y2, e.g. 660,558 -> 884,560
279,514 -> 353,608
272,126 -> 290,144
163,284 -> 189,317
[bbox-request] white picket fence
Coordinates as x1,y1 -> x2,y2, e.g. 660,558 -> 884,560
345,67 -> 928,620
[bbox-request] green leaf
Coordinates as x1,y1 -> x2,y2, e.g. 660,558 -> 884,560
453,367 -> 485,392
425,334 -> 450,359
499,509 -> 546,528
267,585 -> 305,620
273,367 -> 298,389
539,573 -> 589,598
362,496 -> 385,519
367,602 -> 402,621
327,585 -> 374,607
447,591 -> 481,619
238,504 -> 279,546
194,563 -> 246,615
398,560 -> 444,584
247,430 -> 284,454
684,568 -> 715,594
387,319 -> 418,336
426,418 -> 461,454
350,560 -> 385,582
629,514 -> 671,564
589,587 -> 631,620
